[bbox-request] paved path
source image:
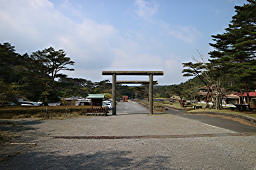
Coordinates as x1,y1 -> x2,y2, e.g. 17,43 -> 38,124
165,107 -> 256,133
1,102 -> 256,169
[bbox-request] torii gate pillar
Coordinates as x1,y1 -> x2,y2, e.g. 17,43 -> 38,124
149,74 -> 153,114
112,74 -> 116,115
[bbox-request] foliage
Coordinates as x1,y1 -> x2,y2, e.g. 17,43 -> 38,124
179,0 -> 256,109
0,43 -> 73,104
104,93 -> 112,99
57,77 -> 112,98
31,47 -> 74,80
153,76 -> 204,101
0,42 -> 114,104
209,0 -> 256,91
0,81 -> 19,105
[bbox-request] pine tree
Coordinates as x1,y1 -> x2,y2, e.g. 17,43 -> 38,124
209,0 -> 256,91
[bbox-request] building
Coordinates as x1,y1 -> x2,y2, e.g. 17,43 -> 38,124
240,92 -> 256,109
225,93 -> 240,105
122,96 -> 128,102
87,94 -> 105,106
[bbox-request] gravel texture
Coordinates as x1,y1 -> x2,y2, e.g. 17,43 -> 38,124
1,102 -> 256,169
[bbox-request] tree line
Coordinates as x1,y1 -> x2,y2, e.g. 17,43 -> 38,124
0,43 -> 113,105
0,43 -> 151,105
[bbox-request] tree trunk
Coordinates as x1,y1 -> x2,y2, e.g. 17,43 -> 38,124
215,80 -> 222,110
205,86 -> 211,108
215,94 -> 222,110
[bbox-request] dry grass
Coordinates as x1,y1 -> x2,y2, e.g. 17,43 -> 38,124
137,100 -> 183,112
150,100 -> 256,120
152,99 -> 256,119
189,108 -> 256,119
0,106 -> 108,119
162,102 -> 184,109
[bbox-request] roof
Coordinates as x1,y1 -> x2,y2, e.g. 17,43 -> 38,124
241,92 -> 256,97
226,94 -> 240,98
87,94 -> 105,99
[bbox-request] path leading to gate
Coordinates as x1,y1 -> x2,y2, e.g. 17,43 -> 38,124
116,101 -> 149,114
1,101 -> 256,169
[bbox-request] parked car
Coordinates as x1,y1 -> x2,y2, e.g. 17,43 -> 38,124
20,101 -> 41,106
103,100 -> 112,103
102,102 -> 112,110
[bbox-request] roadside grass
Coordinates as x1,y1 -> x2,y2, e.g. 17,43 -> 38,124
188,108 -> 256,119
161,102 -> 184,109
137,100 -> 183,112
29,112 -> 86,120
138,99 -> 256,120
153,101 -> 184,110
0,106 -> 108,119
0,111 -> 89,120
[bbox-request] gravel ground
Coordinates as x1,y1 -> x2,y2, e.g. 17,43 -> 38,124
1,102 -> 256,169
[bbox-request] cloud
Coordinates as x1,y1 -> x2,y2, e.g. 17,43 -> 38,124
160,22 -> 201,44
0,0 -> 187,85
134,0 -> 159,20
163,59 -> 186,84
59,0 -> 83,18
0,0 -> 118,80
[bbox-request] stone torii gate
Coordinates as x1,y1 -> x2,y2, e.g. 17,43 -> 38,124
102,71 -> 164,115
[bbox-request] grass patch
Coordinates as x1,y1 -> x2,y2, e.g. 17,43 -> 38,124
137,100 -> 183,112
0,106 -> 108,119
146,99 -> 256,119
188,108 -> 256,119
162,102 -> 184,109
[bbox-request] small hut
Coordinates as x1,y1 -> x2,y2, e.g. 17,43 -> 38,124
87,94 -> 105,106
225,93 -> 240,105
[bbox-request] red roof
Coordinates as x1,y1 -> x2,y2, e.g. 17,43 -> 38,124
241,92 -> 256,97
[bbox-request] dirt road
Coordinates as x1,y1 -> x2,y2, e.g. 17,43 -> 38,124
1,102 -> 256,169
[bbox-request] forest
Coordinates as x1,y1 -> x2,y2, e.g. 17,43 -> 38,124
0,42 -> 154,105
0,43 -> 113,105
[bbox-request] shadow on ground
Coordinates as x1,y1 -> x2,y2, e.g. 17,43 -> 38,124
0,150 -> 170,170
0,119 -> 44,144
0,120 -> 43,132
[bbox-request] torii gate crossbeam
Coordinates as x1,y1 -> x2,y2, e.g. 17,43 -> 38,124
116,81 -> 158,85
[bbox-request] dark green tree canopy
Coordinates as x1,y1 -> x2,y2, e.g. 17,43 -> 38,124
31,47 -> 74,80
208,0 -> 256,91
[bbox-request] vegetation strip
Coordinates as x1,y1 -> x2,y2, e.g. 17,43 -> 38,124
0,106 -> 108,119
187,111 -> 256,124
51,132 -> 256,140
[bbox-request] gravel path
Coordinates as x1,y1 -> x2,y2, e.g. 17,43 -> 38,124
1,102 -> 256,169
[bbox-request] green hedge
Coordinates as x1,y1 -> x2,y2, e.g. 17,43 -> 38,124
0,106 -> 108,118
